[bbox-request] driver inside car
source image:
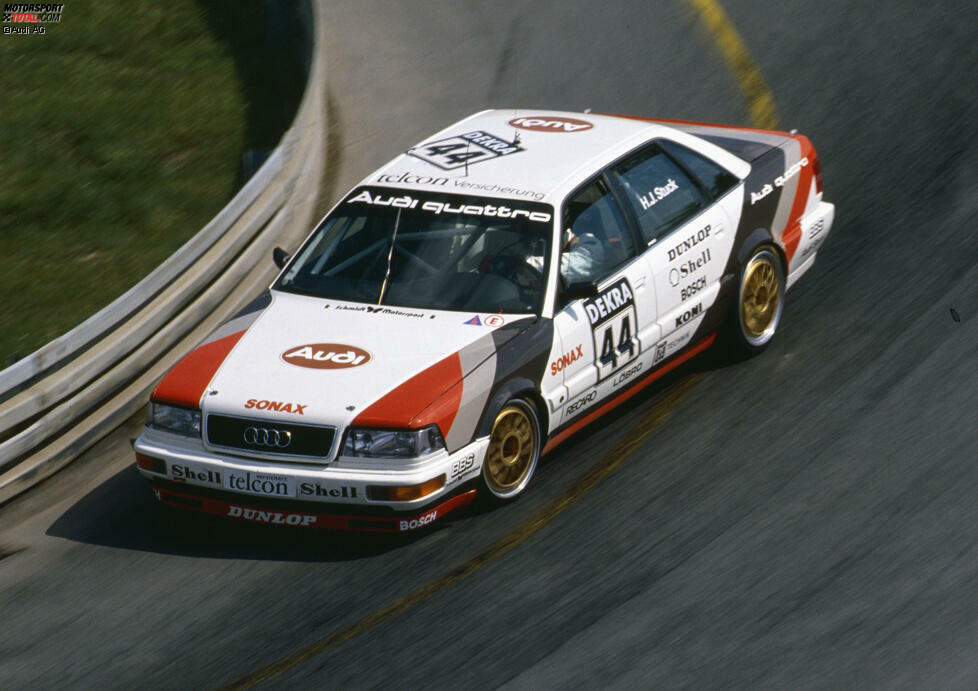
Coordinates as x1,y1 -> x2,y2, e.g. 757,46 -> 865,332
525,227 -> 605,285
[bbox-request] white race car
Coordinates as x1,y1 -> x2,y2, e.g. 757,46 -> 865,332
135,110 -> 834,532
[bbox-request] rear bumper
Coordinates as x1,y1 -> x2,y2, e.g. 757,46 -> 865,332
149,478 -> 478,532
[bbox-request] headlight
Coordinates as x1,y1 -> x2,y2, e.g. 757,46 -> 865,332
342,425 -> 446,458
149,402 -> 202,437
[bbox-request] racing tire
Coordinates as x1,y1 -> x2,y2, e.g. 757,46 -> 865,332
723,245 -> 785,358
478,398 -> 541,503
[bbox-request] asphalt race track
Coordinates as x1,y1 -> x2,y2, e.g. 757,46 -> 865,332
1,1 -> 976,687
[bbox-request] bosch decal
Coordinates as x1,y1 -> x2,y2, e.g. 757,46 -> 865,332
583,278 -> 640,380
282,343 -> 371,370
399,510 -> 438,531
680,276 -> 707,300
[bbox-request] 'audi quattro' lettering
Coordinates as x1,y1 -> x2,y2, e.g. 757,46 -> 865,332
667,225 -> 711,262
244,399 -> 307,414
227,505 -> 317,526
400,510 -> 438,531
551,345 -> 584,375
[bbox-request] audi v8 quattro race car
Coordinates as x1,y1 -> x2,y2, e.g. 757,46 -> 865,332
134,110 -> 834,532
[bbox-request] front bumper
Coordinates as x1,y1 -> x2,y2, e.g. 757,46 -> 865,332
134,426 -> 486,532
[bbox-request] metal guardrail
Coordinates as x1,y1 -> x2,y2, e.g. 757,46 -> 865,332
0,0 -> 328,505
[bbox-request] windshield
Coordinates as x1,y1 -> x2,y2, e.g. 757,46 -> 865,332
276,187 -> 554,313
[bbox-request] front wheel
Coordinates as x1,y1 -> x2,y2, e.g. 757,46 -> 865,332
479,399 -> 541,502
725,246 -> 786,357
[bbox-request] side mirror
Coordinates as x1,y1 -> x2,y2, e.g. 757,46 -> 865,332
272,246 -> 290,269
560,280 -> 598,301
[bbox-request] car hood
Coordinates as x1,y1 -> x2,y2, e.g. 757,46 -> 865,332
200,291 -> 527,431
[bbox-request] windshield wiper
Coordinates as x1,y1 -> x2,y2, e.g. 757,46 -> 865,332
377,207 -> 402,305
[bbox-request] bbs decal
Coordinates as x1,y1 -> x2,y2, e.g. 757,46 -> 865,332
583,277 -> 640,381
408,131 -> 523,170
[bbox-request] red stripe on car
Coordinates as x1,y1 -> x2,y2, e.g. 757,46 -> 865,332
543,333 -> 716,455
151,330 -> 245,409
782,135 -> 816,262
354,353 -> 464,436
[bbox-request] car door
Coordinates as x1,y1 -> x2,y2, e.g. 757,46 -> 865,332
607,141 -> 736,364
548,176 -> 659,427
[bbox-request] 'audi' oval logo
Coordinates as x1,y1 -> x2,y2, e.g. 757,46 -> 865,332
281,343 -> 372,370
243,427 -> 292,448
507,116 -> 594,133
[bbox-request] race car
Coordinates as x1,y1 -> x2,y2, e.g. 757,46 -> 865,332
134,110 -> 834,532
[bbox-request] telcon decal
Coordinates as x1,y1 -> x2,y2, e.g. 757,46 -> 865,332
282,343 -> 371,370
508,116 -> 594,133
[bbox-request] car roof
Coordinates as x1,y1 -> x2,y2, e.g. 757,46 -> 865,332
361,110 -> 678,204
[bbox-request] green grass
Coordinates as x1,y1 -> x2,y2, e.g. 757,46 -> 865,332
0,1 -> 304,365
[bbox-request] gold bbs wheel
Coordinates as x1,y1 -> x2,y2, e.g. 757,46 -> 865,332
738,247 -> 785,348
481,400 -> 540,500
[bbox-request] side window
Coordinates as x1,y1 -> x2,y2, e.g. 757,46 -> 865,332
561,178 -> 636,284
659,139 -> 739,198
610,144 -> 705,244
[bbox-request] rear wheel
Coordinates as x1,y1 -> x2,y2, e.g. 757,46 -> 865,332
726,246 -> 785,357
479,399 -> 540,502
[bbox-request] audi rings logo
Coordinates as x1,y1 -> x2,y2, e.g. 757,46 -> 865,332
243,427 -> 293,448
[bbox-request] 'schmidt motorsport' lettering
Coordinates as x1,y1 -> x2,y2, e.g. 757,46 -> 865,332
400,510 -> 438,531
550,345 -> 584,375
667,225 -> 711,262
584,278 -> 634,325
244,399 -> 307,414
227,505 -> 317,526
347,190 -> 551,223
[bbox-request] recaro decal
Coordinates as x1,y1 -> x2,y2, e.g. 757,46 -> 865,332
281,343 -> 371,370
583,278 -> 640,381
507,116 -> 594,133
